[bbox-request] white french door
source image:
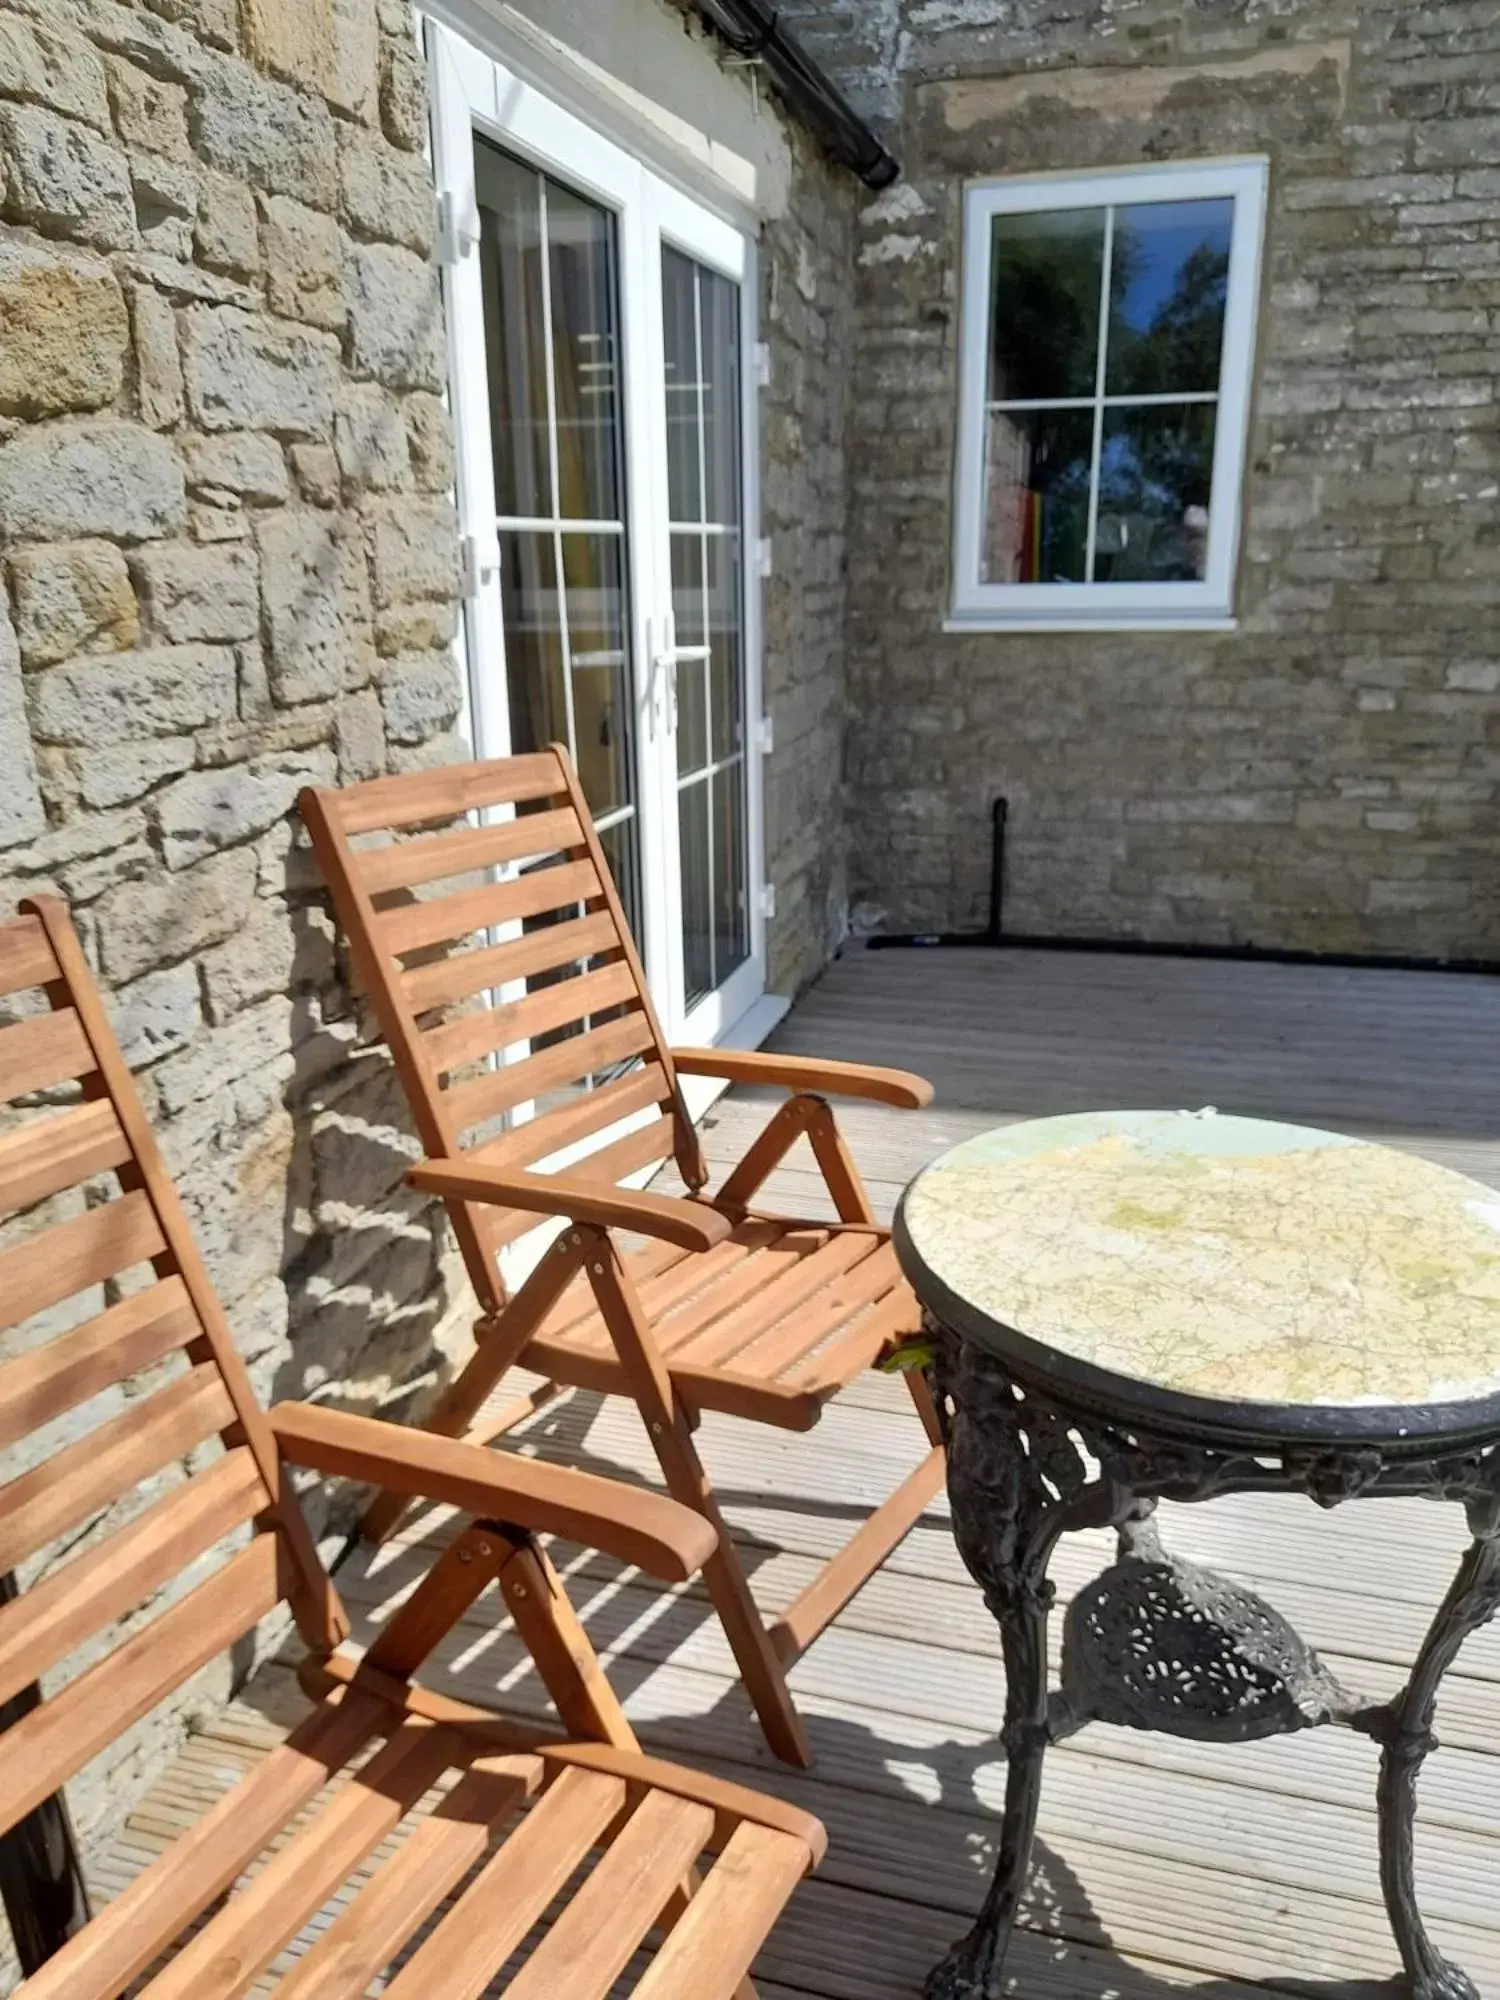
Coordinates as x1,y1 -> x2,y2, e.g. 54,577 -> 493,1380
427,20 -> 767,1046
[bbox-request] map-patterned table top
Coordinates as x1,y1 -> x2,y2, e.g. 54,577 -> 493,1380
899,1110 -> 1500,1416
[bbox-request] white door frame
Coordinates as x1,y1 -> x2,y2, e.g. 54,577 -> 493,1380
426,18 -> 770,1048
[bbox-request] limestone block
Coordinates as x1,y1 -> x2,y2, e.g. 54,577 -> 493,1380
113,959 -> 201,1068
346,243 -> 444,391
154,989 -> 294,1113
29,642 -> 237,744
97,841 -> 257,981
0,232 -> 128,419
183,429 -> 287,503
134,539 -> 258,642
260,194 -> 344,330
290,441 -> 340,505
379,650 -> 462,745
334,686 -> 384,780
367,495 -> 460,606
195,172 -> 260,276
131,152 -> 197,259
0,599 -> 45,849
106,58 -> 190,160
191,53 -> 338,210
335,381 -> 408,491
70,735 -> 195,809
182,304 -> 337,436
201,892 -> 334,1021
152,750 -> 324,869
131,284 -> 184,429
339,126 -> 434,254
379,40 -> 427,152
403,392 -> 453,493
0,421 -> 185,542
256,507 -> 374,703
329,0 -> 378,123
0,16 -> 111,131
375,599 -> 456,656
0,104 -> 137,251
240,0 -> 335,98
9,539 -> 139,665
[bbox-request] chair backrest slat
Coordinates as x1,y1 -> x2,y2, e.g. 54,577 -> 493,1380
301,748 -> 707,1314
0,896 -> 346,1852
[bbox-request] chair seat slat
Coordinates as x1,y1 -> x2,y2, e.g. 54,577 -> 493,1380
668,1233 -> 880,1374
377,860 -> 603,960
0,1007 -> 96,1104
379,1767 -> 627,2000
0,1186 -> 167,1338
0,1360 -> 236,1576
0,1531 -> 284,1838
633,1824 -> 812,2000
0,1445 -> 269,1711
0,914 -> 60,998
735,1239 -> 907,1381
444,1014 -> 656,1136
358,806 -> 585,896
0,1275 -> 200,1453
401,909 -> 619,1016
330,752 -> 565,835
0,1099 -> 130,1219
421,961 -> 640,1079
13,1691 -> 388,2000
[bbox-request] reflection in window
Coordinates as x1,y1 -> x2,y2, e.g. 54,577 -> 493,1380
958,162 -> 1264,621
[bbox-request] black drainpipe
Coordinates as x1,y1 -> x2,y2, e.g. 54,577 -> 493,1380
692,1 -> 901,189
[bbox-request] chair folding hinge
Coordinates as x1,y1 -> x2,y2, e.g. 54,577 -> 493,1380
438,189 -> 481,265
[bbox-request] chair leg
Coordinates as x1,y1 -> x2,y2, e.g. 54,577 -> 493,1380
587,1236 -> 814,1770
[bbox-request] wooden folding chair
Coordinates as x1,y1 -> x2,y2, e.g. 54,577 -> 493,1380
0,895 -> 822,1999
300,748 -> 946,1769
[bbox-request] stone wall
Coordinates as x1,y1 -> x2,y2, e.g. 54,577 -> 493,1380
0,0 -> 466,1847
779,0 -> 1500,959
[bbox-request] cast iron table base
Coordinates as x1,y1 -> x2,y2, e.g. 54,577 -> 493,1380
921,1324 -> 1500,2000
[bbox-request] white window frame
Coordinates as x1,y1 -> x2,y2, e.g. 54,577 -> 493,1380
950,156 -> 1269,634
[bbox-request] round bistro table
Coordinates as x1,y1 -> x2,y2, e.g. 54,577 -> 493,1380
893,1109 -> 1500,2000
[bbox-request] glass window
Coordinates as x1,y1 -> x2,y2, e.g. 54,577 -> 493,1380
953,161 -> 1266,628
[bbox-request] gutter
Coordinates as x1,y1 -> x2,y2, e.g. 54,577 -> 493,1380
691,1 -> 901,188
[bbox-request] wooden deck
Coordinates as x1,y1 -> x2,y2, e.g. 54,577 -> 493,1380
83,947 -> 1500,1995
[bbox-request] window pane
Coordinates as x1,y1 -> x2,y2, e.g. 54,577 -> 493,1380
560,532 -> 624,666
989,209 -> 1105,403
476,145 -> 550,520
1107,199 -> 1233,397
547,181 -> 622,521
982,406 -> 1094,584
678,780 -> 713,1008
598,816 -> 642,965
571,666 -> 631,821
500,532 -> 565,752
662,248 -> 702,521
1094,403 -> 1218,582
700,267 -> 741,528
712,763 -> 749,986
707,532 -> 743,763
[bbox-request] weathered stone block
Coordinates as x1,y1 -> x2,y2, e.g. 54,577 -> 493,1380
183,429 -> 287,503
0,16 -> 111,132
0,599 -> 45,849
256,507 -> 373,703
113,959 -> 202,1068
0,422 -> 185,543
379,650 -> 462,745
97,841 -> 257,981
133,539 -> 258,642
339,126 -> 434,253
9,539 -> 139,665
367,496 -> 460,606
107,57 -> 190,160
335,380 -> 408,490
152,749 -> 324,868
240,0 -> 336,99
375,600 -> 457,656
0,233 -> 128,419
132,284 -> 184,429
0,104 -> 137,251
329,0 -> 378,122
201,891 -> 334,1021
346,242 -> 444,391
260,193 -> 344,330
404,393 -> 453,492
290,441 -> 340,505
29,642 -> 237,744
334,686 -> 384,780
131,151 -> 197,258
191,52 -> 338,209
182,304 -> 337,436
195,171 -> 260,276
155,989 -> 295,1114
70,734 -> 196,809
378,40 -> 426,152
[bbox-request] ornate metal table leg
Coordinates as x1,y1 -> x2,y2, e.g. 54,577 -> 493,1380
1377,1498 -> 1500,2000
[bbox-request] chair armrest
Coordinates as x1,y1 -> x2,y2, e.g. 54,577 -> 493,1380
268,1402 -> 717,1581
670,1047 -> 934,1111
407,1159 -> 732,1253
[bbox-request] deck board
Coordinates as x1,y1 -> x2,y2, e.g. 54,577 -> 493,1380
39,946 -> 1500,1997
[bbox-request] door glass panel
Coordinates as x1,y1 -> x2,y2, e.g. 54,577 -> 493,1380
662,245 -> 749,1012
476,136 -> 641,946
